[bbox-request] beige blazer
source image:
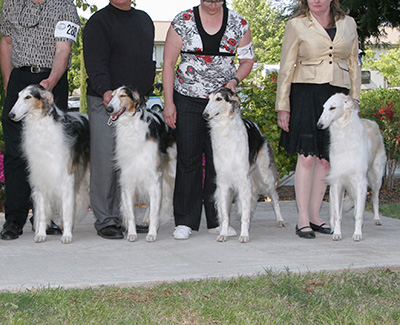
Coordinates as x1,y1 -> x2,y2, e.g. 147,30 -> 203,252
276,13 -> 361,112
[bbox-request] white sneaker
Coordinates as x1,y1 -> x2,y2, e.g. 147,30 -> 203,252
208,226 -> 237,237
173,225 -> 192,240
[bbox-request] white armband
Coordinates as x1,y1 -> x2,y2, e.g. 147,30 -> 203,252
237,41 -> 254,60
54,21 -> 80,42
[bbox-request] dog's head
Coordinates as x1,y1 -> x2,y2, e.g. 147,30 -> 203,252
9,84 -> 54,122
202,87 -> 241,121
317,93 -> 359,130
106,86 -> 145,121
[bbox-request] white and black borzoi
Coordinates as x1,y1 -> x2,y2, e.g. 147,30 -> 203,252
106,86 -> 176,242
317,93 -> 386,241
9,85 -> 90,244
203,87 -> 284,243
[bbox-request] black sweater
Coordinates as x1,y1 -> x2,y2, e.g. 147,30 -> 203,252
83,4 -> 156,97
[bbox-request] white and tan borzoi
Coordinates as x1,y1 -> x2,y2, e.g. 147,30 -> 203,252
9,85 -> 90,244
106,86 -> 176,242
203,87 -> 284,243
317,93 -> 386,241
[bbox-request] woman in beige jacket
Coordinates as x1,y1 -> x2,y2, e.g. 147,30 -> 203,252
276,0 -> 361,238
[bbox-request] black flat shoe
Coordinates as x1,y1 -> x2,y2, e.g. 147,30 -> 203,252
310,222 -> 332,234
295,225 -> 315,239
1,222 -> 23,240
97,225 -> 124,239
29,217 -> 63,235
136,224 -> 149,233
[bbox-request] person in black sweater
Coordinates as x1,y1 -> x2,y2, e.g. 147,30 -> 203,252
83,0 -> 156,239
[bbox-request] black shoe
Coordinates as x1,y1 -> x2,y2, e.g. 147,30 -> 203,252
29,217 -> 63,235
1,222 -> 23,240
310,222 -> 332,234
97,225 -> 124,239
295,225 -> 315,239
136,224 -> 149,233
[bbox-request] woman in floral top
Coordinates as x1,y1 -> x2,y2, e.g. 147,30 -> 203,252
163,0 -> 254,240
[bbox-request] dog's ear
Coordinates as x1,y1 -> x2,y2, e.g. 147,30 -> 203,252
343,95 -> 358,111
39,88 -> 55,114
228,92 -> 241,117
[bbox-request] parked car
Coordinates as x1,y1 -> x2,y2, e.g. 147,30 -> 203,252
146,96 -> 163,112
68,96 -> 80,111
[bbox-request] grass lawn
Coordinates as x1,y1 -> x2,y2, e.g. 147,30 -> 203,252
1,268 -> 399,323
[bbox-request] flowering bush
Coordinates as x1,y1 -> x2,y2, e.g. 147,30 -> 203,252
359,88 -> 400,189
239,71 -> 297,179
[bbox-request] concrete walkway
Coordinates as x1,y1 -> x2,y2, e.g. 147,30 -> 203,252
1,201 -> 399,293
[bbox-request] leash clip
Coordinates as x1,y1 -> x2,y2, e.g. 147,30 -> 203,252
107,116 -> 114,126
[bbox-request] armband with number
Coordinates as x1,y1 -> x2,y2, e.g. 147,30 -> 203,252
237,41 -> 254,60
54,21 -> 80,42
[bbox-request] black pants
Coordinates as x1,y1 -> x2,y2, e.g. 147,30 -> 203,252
173,91 -> 219,231
1,68 -> 68,228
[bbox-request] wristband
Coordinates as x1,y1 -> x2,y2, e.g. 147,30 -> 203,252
231,76 -> 240,85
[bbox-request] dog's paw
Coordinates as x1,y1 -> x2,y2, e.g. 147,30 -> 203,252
332,233 -> 342,241
146,234 -> 157,242
34,235 -> 46,243
352,233 -> 362,242
61,235 -> 72,244
374,219 -> 382,226
277,221 -> 285,228
217,235 -> 227,242
239,235 -> 249,243
127,234 -> 137,242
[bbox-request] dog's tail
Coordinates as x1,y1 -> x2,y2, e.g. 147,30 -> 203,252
159,143 -> 177,224
74,166 -> 91,223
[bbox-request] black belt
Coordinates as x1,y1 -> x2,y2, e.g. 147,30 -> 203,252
19,66 -> 51,73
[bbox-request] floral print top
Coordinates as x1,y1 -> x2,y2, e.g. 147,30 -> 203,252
172,6 -> 249,99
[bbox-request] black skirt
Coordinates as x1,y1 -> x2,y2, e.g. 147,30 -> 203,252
279,83 -> 349,161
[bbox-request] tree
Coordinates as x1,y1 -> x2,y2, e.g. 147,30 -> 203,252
363,46 -> 400,87
232,0 -> 287,64
273,0 -> 400,46
341,0 -> 400,47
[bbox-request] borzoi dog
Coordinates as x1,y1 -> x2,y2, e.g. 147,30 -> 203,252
9,85 -> 90,244
106,86 -> 176,242
203,87 -> 284,243
317,93 -> 386,241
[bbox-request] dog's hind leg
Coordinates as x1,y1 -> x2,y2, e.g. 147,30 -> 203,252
32,189 -> 49,243
121,186 -> 137,242
367,163 -> 384,226
256,146 -> 284,227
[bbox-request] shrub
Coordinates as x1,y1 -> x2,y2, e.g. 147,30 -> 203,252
359,88 -> 400,189
239,71 -> 297,180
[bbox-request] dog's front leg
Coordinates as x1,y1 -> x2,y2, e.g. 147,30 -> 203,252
238,179 -> 252,243
216,185 -> 230,242
32,189 -> 48,243
146,180 -> 161,242
330,183 -> 343,241
60,178 -> 75,244
352,181 -> 367,241
121,187 -> 137,242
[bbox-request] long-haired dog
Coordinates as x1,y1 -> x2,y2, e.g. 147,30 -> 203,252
203,87 -> 284,243
106,86 -> 176,242
317,93 -> 386,241
9,85 -> 90,244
